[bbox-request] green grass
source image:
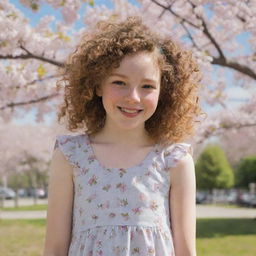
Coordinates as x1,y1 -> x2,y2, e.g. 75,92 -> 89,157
1,204 -> 47,211
201,203 -> 250,209
0,219 -> 46,256
196,218 -> 256,256
0,218 -> 255,256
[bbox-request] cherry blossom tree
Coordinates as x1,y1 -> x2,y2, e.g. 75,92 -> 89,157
0,0 -> 255,145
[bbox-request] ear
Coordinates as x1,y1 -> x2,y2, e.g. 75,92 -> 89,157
96,85 -> 102,97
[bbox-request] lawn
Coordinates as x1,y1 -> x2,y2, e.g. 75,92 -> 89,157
196,218 -> 256,256
1,204 -> 48,211
0,218 -> 255,256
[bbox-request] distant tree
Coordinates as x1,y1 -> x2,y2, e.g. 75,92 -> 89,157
195,144 -> 234,191
235,156 -> 256,188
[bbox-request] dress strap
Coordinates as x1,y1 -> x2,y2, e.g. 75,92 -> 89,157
54,135 -> 79,168
163,143 -> 193,168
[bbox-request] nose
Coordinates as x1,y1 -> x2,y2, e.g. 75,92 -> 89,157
125,87 -> 140,102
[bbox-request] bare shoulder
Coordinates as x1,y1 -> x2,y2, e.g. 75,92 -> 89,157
169,153 -> 195,187
50,148 -> 73,177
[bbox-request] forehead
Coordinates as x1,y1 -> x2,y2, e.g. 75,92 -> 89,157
111,52 -> 161,80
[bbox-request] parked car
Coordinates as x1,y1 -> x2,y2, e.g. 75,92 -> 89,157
196,192 -> 207,204
237,192 -> 255,207
28,188 -> 47,198
0,186 -> 16,199
17,188 -> 29,198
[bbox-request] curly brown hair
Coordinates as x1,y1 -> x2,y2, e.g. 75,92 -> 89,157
57,16 -> 203,144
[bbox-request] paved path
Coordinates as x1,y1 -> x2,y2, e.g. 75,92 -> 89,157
196,205 -> 256,219
1,202 -> 255,219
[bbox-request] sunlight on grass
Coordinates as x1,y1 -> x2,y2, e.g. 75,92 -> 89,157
1,204 -> 47,211
0,219 -> 46,256
0,218 -> 256,256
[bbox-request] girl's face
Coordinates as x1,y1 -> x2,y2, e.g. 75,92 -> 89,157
97,51 -> 161,132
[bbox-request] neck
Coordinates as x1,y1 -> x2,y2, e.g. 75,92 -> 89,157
92,122 -> 153,147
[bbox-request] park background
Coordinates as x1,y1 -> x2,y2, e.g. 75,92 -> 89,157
0,0 -> 256,255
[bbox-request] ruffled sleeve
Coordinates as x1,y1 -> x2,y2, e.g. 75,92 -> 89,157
53,135 -> 79,168
164,143 -> 193,169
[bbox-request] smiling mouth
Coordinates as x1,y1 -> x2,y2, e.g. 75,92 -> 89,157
117,107 -> 143,114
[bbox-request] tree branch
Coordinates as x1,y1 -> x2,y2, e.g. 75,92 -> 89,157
197,122 -> 256,144
0,46 -> 64,67
0,93 -> 60,110
2,75 -> 61,90
212,57 -> 256,80
187,0 -> 226,59
149,0 -> 256,81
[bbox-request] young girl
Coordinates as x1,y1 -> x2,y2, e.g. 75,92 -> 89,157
43,17 -> 202,256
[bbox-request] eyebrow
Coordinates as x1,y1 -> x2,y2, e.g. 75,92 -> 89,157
109,73 -> 158,84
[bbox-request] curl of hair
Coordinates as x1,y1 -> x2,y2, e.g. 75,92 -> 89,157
57,16 -> 203,144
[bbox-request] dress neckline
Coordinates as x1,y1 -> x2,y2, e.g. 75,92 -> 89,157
83,133 -> 158,171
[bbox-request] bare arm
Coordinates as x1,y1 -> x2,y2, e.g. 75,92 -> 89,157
43,149 -> 74,256
169,153 -> 196,256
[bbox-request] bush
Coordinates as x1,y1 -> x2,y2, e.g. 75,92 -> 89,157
196,144 -> 234,190
236,156 -> 256,188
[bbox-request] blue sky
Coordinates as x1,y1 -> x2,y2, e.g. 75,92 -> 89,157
9,0 -> 254,125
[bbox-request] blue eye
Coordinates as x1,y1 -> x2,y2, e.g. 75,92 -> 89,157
113,81 -> 125,86
142,85 -> 155,89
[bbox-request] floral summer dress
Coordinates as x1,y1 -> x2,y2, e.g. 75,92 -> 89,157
54,133 -> 192,256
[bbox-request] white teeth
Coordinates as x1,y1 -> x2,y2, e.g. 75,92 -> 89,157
120,108 -> 139,113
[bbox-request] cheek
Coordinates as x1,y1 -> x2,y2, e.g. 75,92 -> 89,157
102,87 -> 122,107
144,93 -> 160,110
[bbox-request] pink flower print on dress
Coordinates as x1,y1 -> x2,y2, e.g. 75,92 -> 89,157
153,217 -> 164,231
150,200 -> 158,211
144,170 -> 152,176
86,193 -> 97,203
153,182 -> 162,192
119,225 -> 128,232
88,175 -> 98,186
147,247 -> 155,255
132,207 -> 142,215
88,233 -> 97,240
112,246 -> 127,256
88,154 -> 96,164
82,148 -> 88,153
118,198 -> 128,207
60,138 -> 70,145
121,212 -> 129,221
96,240 -> 103,248
97,201 -> 110,209
80,168 -> 89,176
79,244 -> 85,252
109,212 -> 116,218
96,250 -> 103,256
102,184 -> 111,192
116,182 -> 127,192
88,251 -> 93,256
74,161 -> 81,169
132,247 -> 140,254
118,168 -> 127,177
92,214 -> 98,223
139,192 -> 147,201
164,150 -> 171,158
